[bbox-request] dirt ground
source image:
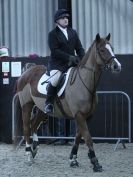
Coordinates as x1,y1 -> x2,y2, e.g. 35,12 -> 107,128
0,142 -> 133,177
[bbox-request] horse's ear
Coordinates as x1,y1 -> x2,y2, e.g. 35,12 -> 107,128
106,33 -> 111,41
95,33 -> 101,43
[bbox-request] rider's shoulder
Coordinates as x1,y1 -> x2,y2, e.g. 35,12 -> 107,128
67,27 -> 78,37
48,27 -> 59,35
67,27 -> 77,33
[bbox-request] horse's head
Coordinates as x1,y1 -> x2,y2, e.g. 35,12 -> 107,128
95,33 -> 121,73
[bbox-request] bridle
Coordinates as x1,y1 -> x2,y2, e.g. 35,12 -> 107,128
96,46 -> 116,68
72,44 -> 116,96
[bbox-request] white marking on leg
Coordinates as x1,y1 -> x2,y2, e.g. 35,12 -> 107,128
25,142 -> 33,162
26,142 -> 31,148
33,133 -> 38,142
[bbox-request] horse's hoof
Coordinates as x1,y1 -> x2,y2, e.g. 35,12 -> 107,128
25,147 -> 34,162
25,151 -> 33,162
70,160 -> 79,167
32,147 -> 39,158
93,163 -> 103,172
32,149 -> 37,158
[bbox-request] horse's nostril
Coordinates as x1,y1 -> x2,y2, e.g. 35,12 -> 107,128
114,65 -> 118,69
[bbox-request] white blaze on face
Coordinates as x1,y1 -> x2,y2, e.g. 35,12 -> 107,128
105,44 -> 121,69
105,43 -> 115,57
33,133 -> 38,141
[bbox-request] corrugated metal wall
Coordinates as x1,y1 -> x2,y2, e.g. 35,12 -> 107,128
72,0 -> 133,54
1,0 -> 133,56
0,0 -> 58,57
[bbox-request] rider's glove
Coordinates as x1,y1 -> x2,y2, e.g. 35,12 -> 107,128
68,56 -> 80,66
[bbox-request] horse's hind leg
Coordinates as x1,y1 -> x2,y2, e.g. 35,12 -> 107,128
22,102 -> 33,161
30,107 -> 48,158
69,127 -> 82,167
76,112 -> 103,172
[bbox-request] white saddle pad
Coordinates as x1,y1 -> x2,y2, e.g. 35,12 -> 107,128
37,68 -> 72,97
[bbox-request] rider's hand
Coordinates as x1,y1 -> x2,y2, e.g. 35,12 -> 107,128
69,56 -> 80,65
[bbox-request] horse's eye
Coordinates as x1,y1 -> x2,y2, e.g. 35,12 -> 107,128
100,49 -> 105,53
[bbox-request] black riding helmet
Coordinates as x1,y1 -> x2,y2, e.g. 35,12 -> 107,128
54,9 -> 70,22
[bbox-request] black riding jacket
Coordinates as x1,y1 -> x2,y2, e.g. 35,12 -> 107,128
48,26 -> 85,72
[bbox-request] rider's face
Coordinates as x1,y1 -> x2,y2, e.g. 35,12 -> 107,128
57,17 -> 69,28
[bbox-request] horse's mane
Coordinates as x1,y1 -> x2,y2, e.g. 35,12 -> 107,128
22,63 -> 36,73
80,40 -> 96,68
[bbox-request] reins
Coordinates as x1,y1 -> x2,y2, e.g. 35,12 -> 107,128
77,65 -> 102,96
70,67 -> 78,85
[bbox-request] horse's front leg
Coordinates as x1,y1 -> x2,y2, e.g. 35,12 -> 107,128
76,112 -> 103,172
69,127 -> 81,167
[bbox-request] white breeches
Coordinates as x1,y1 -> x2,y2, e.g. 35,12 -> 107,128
50,70 -> 62,87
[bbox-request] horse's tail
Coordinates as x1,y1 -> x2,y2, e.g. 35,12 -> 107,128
13,79 -> 18,94
12,93 -> 23,146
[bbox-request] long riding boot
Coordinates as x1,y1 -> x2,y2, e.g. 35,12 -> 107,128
44,83 -> 57,114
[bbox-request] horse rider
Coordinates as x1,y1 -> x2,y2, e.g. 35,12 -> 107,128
44,9 -> 85,114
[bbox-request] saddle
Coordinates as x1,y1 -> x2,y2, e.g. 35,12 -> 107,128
37,68 -> 72,97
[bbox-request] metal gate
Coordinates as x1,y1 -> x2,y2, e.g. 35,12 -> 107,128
12,91 -> 131,149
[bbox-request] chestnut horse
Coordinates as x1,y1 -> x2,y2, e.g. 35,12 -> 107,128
15,34 -> 121,172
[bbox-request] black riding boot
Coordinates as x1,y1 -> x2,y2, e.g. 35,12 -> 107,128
44,83 -> 57,114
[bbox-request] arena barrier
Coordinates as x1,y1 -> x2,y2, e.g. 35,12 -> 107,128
12,91 -> 131,150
